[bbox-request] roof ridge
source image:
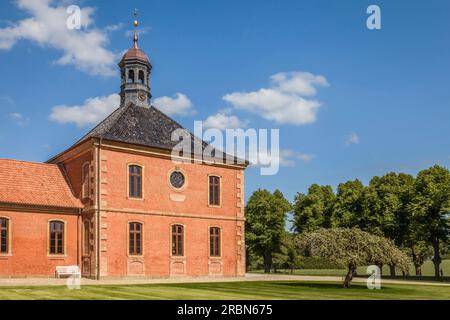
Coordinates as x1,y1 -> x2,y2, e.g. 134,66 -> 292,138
0,158 -> 57,167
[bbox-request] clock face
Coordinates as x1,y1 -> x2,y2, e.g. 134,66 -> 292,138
138,93 -> 146,101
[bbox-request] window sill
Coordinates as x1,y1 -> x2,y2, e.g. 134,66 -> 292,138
47,255 -> 67,259
127,196 -> 144,201
208,205 -> 222,209
0,254 -> 12,259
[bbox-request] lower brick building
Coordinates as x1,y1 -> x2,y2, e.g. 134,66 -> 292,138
0,28 -> 247,279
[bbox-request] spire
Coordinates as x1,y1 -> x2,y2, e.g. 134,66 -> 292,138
133,31 -> 139,49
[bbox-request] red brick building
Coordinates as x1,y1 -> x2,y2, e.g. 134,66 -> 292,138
0,32 -> 247,279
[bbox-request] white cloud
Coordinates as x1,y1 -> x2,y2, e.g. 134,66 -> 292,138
10,112 -> 30,126
271,72 -> 329,96
203,111 -> 249,130
346,133 -> 360,145
0,0 -> 117,76
279,149 -> 315,166
50,92 -> 194,127
50,94 -> 120,127
223,71 -> 329,125
153,93 -> 194,117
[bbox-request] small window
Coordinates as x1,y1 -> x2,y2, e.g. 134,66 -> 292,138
82,162 -> 90,199
129,165 -> 143,198
129,222 -> 142,255
210,227 -> 221,257
138,70 -> 145,84
128,70 -> 135,83
83,220 -> 90,255
171,225 -> 184,256
209,176 -> 220,206
0,218 -> 9,254
49,221 -> 64,255
169,170 -> 185,190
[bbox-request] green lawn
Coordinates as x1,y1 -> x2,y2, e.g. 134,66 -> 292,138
251,259 -> 450,278
0,281 -> 448,300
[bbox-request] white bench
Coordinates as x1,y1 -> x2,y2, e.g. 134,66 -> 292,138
55,265 -> 80,278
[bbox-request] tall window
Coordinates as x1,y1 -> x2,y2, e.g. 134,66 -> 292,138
138,70 -> 145,84
129,222 -> 142,255
209,176 -> 220,206
171,225 -> 184,256
83,220 -> 90,255
129,165 -> 142,198
0,218 -> 9,254
49,221 -> 64,255
210,227 -> 221,257
128,69 -> 135,83
82,162 -> 90,199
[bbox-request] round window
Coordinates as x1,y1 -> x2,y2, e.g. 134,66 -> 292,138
170,171 -> 185,189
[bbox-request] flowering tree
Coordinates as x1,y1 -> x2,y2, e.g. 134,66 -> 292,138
296,228 -> 410,288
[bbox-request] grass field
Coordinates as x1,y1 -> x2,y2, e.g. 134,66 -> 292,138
0,281 -> 448,300
251,259 -> 450,278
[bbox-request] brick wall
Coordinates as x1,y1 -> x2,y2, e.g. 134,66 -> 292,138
0,210 -> 78,277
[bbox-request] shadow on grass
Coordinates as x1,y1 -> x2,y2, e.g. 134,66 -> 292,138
272,281 -> 370,290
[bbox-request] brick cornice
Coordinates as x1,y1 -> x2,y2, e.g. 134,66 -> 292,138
102,207 -> 245,222
0,202 -> 80,215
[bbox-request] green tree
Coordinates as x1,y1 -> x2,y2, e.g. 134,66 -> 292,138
408,241 -> 432,276
407,165 -> 450,277
363,173 -> 415,275
292,184 -> 335,234
272,232 -> 300,274
331,180 -> 365,228
245,189 -> 292,273
296,228 -> 410,288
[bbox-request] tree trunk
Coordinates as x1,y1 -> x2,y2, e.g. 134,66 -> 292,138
432,240 -> 441,278
343,263 -> 357,288
389,265 -> 396,277
263,252 -> 272,274
377,263 -> 383,275
414,265 -> 422,276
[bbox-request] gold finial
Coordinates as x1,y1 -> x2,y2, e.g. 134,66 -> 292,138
133,8 -> 139,28
133,9 -> 139,49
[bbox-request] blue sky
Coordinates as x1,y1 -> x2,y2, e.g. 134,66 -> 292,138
1,0 -> 450,208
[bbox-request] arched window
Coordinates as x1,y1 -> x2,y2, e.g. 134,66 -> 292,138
209,227 -> 221,257
0,218 -> 9,254
209,175 -> 221,206
82,162 -> 90,199
128,69 -> 135,83
129,165 -> 143,198
83,220 -> 90,255
171,225 -> 184,256
49,221 -> 64,255
129,222 -> 143,255
138,70 -> 145,84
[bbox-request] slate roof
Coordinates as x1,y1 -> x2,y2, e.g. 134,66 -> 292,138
74,103 -> 246,165
0,159 -> 83,210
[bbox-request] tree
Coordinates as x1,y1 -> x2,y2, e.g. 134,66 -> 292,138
407,165 -> 450,277
408,241 -> 432,276
364,173 -> 415,275
296,228 -> 410,288
331,180 -> 365,228
245,189 -> 292,273
272,232 -> 300,274
292,184 -> 335,234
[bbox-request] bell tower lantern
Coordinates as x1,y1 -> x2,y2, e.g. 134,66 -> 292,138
119,12 -> 152,108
